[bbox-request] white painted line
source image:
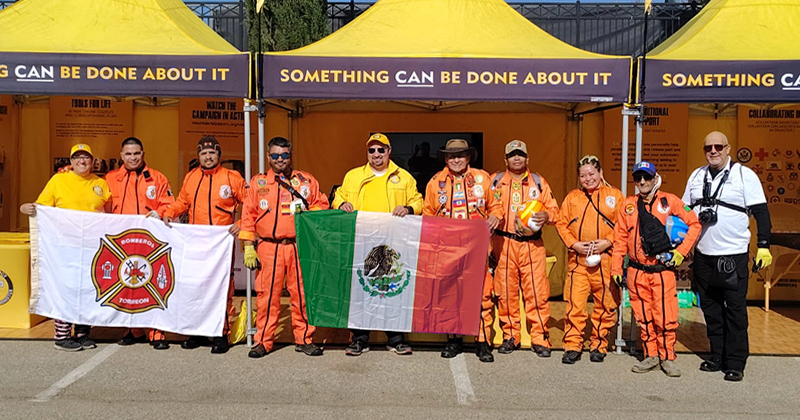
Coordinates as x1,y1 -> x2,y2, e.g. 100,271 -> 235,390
449,354 -> 476,405
31,345 -> 119,403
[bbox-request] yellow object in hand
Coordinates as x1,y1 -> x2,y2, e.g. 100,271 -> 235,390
517,200 -> 545,232
244,245 -> 259,270
756,248 -> 773,269
612,275 -> 624,287
669,250 -> 685,267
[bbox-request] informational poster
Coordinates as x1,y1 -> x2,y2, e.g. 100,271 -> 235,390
49,96 -> 133,176
178,98 -> 256,182
603,104 -> 690,195
0,95 -> 13,230
738,105 -> 800,300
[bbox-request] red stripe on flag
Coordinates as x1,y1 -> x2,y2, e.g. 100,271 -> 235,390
412,216 -> 490,335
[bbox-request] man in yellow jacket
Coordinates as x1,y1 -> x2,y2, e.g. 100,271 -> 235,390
332,133 -> 423,356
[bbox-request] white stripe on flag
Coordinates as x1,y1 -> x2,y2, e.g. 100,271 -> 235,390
348,212 -> 422,332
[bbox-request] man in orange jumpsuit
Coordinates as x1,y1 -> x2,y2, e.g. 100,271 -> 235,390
240,137 -> 328,358
490,140 -> 559,357
108,137 -> 175,350
422,139 -> 502,363
556,155 -> 624,364
162,136 -> 246,354
612,161 -> 701,377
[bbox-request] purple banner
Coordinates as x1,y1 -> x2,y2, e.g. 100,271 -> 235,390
644,60 -> 800,103
263,56 -> 631,102
0,53 -> 249,98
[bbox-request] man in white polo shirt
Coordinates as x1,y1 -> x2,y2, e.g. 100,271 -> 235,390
682,131 -> 773,382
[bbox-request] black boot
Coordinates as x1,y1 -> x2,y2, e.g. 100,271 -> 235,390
476,342 -> 494,363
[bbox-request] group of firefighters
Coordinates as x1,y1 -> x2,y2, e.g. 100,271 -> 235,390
21,130 -> 772,381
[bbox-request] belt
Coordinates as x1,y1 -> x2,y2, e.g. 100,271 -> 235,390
494,230 -> 541,242
628,260 -> 670,273
259,237 -> 296,245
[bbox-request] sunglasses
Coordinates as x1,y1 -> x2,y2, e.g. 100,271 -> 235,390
703,144 -> 727,153
269,153 -> 291,160
368,147 -> 387,154
633,173 -> 654,182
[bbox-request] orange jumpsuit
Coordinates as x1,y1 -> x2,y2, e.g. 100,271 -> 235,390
239,169 -> 328,352
106,164 -> 174,342
162,165 -> 246,337
556,184 -> 624,354
490,170 -> 559,347
422,166 -> 503,343
611,192 -> 700,361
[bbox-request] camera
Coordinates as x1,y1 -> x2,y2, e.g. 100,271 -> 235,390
698,208 -> 718,225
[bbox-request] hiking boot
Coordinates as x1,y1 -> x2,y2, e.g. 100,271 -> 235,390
151,340 -> 169,350
441,337 -> 463,358
118,331 -> 147,346
54,338 -> 83,352
476,342 -> 494,363
76,336 -> 97,350
724,370 -> 744,382
210,337 -> 229,354
561,350 -> 582,364
248,344 -> 269,359
660,359 -> 681,377
497,338 -> 519,354
181,336 -> 208,350
345,340 -> 369,356
631,356 -> 660,373
532,345 -> 551,358
589,350 -> 606,363
387,342 -> 412,355
295,343 -> 324,356
700,358 -> 722,372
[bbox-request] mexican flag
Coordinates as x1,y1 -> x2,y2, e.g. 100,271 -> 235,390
296,210 -> 490,336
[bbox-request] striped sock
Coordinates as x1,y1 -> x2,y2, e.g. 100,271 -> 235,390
54,320 -> 72,340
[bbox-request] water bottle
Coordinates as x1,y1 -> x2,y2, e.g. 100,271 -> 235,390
657,252 -> 673,265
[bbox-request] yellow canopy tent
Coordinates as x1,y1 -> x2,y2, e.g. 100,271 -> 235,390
640,0 -> 800,103
261,0 -> 632,102
0,0 -> 249,97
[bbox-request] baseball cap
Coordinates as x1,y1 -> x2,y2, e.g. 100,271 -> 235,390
504,140 -> 528,156
632,161 -> 657,176
70,143 -> 93,158
197,136 -> 221,155
366,133 -> 390,146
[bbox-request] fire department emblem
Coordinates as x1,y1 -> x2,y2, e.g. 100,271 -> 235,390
91,229 -> 175,313
356,245 -> 410,298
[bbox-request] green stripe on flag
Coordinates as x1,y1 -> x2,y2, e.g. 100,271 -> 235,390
295,210 -> 357,329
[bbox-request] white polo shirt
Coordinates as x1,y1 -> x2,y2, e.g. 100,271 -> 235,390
682,157 -> 766,256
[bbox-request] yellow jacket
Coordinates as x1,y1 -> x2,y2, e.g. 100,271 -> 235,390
331,161 -> 424,214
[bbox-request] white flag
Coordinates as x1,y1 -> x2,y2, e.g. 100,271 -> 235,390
30,206 -> 234,337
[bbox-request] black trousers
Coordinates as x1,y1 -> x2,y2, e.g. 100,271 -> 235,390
350,329 -> 404,346
693,250 -> 750,372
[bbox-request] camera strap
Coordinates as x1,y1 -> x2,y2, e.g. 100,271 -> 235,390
690,161 -> 749,214
584,190 -> 615,229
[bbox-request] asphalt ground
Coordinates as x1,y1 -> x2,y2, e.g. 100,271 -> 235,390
2,340 -> 799,419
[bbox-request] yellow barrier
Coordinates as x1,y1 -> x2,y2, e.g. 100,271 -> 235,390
0,233 -> 45,329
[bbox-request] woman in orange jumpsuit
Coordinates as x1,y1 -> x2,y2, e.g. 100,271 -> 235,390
556,155 -> 624,364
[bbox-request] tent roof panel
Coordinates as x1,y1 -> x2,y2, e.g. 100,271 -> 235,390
648,0 -> 800,61
0,0 -> 240,55
271,0 -> 623,59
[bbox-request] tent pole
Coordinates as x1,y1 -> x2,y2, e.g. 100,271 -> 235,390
258,100 -> 266,173
615,108 -> 630,355
243,98 -> 257,348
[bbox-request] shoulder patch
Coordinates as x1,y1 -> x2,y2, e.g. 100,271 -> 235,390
625,203 -> 635,214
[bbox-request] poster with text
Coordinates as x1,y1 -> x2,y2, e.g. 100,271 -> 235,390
49,96 -> 133,176
738,105 -> 800,301
178,98 -> 256,183
603,104 -> 689,195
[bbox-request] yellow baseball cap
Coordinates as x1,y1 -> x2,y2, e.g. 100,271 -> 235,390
366,133 -> 390,146
70,143 -> 93,158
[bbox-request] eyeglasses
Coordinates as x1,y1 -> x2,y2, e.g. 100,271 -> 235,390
368,147 -> 387,154
633,173 -> 654,182
703,144 -> 728,153
269,153 -> 290,160
71,155 -> 92,162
